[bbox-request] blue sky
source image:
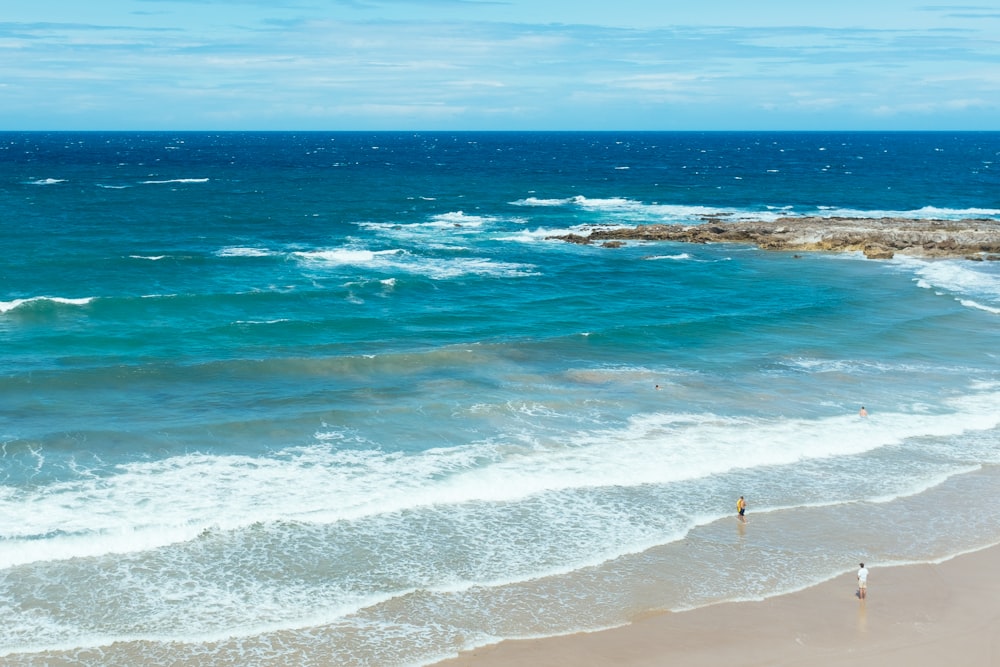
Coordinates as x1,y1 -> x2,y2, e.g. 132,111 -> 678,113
2,1 -> 999,130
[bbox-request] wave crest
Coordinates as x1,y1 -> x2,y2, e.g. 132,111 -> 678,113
0,296 -> 95,314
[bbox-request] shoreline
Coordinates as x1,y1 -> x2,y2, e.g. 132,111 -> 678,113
550,216 -> 1000,260
433,542 -> 1000,667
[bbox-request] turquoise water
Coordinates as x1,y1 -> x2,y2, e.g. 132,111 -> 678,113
2,132 -> 1000,665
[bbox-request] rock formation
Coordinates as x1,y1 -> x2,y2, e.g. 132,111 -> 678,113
549,216 -> 1000,260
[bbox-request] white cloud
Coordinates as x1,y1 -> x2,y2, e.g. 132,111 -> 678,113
1,3 -> 998,129
872,97 -> 990,115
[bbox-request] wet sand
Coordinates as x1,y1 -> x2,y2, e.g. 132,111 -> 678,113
434,543 -> 1000,667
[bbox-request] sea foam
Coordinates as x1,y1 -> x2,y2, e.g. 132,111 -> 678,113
896,256 -> 1000,312
3,388 -> 996,569
140,178 -> 209,184
0,296 -> 95,314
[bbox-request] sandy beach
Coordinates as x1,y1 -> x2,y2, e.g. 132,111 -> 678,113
435,543 -> 1000,667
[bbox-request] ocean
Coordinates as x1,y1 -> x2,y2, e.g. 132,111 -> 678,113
2,131 -> 999,666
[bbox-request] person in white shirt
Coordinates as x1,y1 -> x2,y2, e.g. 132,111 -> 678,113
857,563 -> 869,600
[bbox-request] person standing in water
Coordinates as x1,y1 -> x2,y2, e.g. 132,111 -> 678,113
736,496 -> 747,523
857,563 -> 869,599
859,406 -> 868,417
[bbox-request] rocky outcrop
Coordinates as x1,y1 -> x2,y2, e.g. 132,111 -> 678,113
549,216 -> 1000,260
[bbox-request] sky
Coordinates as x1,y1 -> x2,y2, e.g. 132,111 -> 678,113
1,1 -> 999,130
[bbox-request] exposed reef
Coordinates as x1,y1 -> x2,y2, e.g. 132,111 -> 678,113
549,216 -> 1000,260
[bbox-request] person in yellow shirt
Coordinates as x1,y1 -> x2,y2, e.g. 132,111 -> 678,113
736,496 -> 747,523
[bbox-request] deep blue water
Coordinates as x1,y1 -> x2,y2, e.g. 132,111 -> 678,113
2,132 -> 1000,666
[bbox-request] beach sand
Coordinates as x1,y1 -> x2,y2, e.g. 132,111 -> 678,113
434,543 -> 1000,667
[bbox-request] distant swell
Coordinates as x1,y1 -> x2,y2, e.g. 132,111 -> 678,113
140,178 -> 210,184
